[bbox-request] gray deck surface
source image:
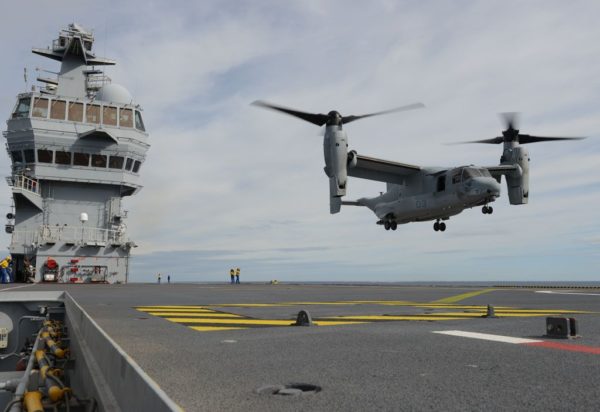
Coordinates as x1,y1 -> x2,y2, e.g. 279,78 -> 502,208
2,283 -> 599,411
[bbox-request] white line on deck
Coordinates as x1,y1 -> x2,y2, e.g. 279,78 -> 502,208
0,284 -> 35,292
535,291 -> 600,297
432,330 -> 543,344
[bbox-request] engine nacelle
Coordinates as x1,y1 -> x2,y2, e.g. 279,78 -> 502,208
502,145 -> 529,205
323,127 -> 348,198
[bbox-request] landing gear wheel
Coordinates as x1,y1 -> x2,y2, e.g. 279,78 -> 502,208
487,206 -> 493,214
433,222 -> 440,232
391,222 -> 397,231
439,222 -> 446,232
384,221 -> 391,231
482,206 -> 489,214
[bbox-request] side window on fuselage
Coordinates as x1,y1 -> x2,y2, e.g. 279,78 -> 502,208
437,175 -> 446,192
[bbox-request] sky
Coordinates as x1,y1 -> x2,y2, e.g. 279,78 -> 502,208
0,1 -> 598,282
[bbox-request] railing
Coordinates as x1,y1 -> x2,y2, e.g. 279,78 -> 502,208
6,175 -> 40,195
10,225 -> 128,247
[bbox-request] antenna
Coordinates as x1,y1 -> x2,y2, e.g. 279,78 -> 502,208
23,67 -> 27,91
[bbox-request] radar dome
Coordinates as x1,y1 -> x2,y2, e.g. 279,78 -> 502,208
96,83 -> 133,105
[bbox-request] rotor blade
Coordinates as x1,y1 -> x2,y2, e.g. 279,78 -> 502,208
342,102 -> 425,124
500,112 -> 519,130
449,137 -> 504,145
518,135 -> 586,144
251,100 -> 329,126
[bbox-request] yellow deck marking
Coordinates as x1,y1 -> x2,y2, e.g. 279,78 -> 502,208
138,308 -> 214,313
313,321 -> 367,326
325,315 -> 465,321
432,288 -> 496,304
190,326 -> 247,331
136,305 -> 208,309
165,318 -> 296,326
137,300 -> 595,333
146,312 -> 242,318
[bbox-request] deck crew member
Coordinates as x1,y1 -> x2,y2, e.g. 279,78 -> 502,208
235,268 -> 240,284
157,272 -> 161,284
0,256 -> 11,283
230,268 -> 235,284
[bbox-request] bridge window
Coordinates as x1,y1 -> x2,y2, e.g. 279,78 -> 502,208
11,151 -> 23,163
92,154 -> 107,168
12,97 -> 31,119
55,151 -> 71,165
24,150 -> 35,163
119,108 -> 133,128
37,149 -> 53,163
50,100 -> 66,120
73,152 -> 90,166
125,158 -> 133,171
135,111 -> 145,131
86,104 -> 101,124
132,160 -> 141,173
103,106 -> 118,126
32,98 -> 49,118
109,156 -> 124,169
68,102 -> 84,122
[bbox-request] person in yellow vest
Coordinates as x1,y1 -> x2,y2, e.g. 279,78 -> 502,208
230,268 -> 235,284
235,268 -> 240,284
0,256 -> 11,284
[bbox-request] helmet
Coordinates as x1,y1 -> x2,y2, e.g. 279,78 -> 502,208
5,256 -> 11,261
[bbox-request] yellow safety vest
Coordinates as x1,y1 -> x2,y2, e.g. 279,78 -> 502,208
0,259 -> 9,269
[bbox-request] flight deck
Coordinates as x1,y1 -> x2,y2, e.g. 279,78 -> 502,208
2,283 -> 598,411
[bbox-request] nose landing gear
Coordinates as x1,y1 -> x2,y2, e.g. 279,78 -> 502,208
482,205 -> 493,214
433,220 -> 446,232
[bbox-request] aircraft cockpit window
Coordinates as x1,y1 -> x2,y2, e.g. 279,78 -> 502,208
12,97 -> 31,119
462,168 -> 481,180
480,168 -> 492,178
452,173 -> 461,184
135,111 -> 145,131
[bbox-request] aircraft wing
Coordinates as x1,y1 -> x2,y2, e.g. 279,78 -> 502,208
348,154 -> 421,184
484,165 -> 519,177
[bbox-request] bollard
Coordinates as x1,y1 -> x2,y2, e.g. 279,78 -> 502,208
293,310 -> 313,326
483,304 -> 497,318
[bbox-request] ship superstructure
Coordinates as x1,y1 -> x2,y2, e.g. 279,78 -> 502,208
3,24 -> 149,283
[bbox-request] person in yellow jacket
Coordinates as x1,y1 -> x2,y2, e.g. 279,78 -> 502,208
0,256 -> 11,284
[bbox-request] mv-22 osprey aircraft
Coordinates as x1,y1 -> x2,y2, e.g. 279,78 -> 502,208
253,101 -> 584,232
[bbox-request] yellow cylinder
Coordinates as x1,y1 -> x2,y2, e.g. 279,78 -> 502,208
23,391 -> 43,412
48,385 -> 65,402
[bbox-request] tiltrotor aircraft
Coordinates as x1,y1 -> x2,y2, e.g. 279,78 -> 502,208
253,101 -> 584,232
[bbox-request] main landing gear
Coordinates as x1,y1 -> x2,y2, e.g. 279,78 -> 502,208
383,221 -> 398,231
482,205 -> 494,214
433,219 -> 446,232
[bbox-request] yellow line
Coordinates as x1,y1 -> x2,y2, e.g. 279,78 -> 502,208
136,306 -> 208,309
432,289 -> 496,304
324,315 -> 466,321
189,326 -> 247,331
313,321 -> 367,326
165,318 -> 296,326
138,308 -> 215,313
146,312 -> 242,318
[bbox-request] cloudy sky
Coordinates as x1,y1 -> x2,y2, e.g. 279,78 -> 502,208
1,1 -> 598,282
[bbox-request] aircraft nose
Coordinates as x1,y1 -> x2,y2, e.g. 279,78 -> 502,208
484,178 -> 501,197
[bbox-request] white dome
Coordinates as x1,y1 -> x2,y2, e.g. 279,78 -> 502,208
96,83 -> 134,105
